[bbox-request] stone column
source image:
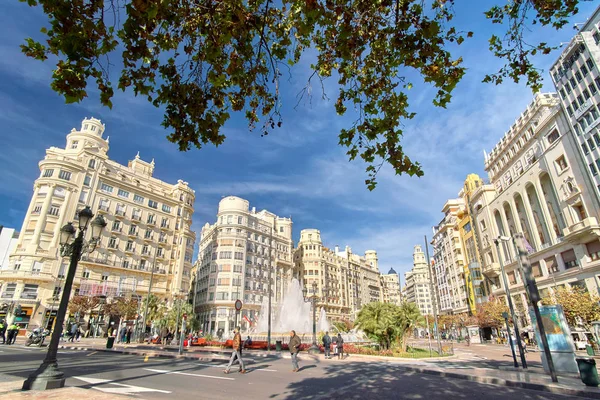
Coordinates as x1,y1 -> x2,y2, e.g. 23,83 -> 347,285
50,188 -> 74,249
31,184 -> 55,246
499,208 -> 516,260
520,188 -> 542,251
533,179 -> 558,245
19,183 -> 42,238
509,200 -> 525,235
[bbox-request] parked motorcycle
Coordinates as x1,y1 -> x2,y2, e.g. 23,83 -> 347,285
25,328 -> 49,347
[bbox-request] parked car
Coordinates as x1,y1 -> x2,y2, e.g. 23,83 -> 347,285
571,331 -> 594,350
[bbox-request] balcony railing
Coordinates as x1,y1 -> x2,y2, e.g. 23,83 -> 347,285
20,292 -> 38,300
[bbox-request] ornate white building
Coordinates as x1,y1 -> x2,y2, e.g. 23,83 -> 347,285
470,93 -> 600,326
0,118 -> 196,329
550,6 -> 600,203
193,196 -> 293,334
404,245 -> 433,316
381,268 -> 402,306
294,229 -> 382,321
431,199 -> 469,315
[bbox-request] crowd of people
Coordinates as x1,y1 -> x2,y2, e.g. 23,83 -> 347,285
223,328 -> 346,374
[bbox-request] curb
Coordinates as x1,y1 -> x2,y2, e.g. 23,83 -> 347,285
396,365 -> 600,399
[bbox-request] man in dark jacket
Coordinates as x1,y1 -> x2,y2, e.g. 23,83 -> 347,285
322,332 -> 331,359
289,330 -> 301,372
336,333 -> 344,359
224,327 -> 245,374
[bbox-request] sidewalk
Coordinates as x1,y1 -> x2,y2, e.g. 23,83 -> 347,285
58,339 -> 600,399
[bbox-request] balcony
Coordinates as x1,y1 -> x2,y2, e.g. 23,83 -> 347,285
111,226 -> 122,234
0,269 -> 54,282
482,262 -> 501,278
563,217 -> 600,238
125,247 -> 135,254
115,210 -> 126,218
160,223 -> 170,231
143,235 -> 154,242
128,231 -> 139,238
98,205 -> 110,213
147,218 -> 156,226
132,214 -> 142,222
141,251 -> 152,258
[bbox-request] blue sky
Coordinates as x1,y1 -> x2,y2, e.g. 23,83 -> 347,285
0,1 -> 597,282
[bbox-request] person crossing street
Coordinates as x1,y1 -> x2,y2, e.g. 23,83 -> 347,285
224,327 -> 245,374
289,330 -> 301,372
322,331 -> 331,359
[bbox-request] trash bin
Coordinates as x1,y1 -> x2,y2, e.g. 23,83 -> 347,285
576,357 -> 600,387
587,345 -> 595,356
275,340 -> 282,351
106,336 -> 115,349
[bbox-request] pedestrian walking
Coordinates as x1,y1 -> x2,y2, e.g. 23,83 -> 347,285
69,323 -> 77,342
322,331 -> 331,359
336,333 -> 344,359
120,326 -> 127,343
289,330 -> 301,372
223,327 -> 245,374
126,327 -> 132,344
0,320 -> 6,344
161,327 -> 169,345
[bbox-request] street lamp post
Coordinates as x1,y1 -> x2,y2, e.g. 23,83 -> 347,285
267,225 -> 273,353
138,247 -> 157,343
494,237 -> 527,369
23,206 -> 106,391
303,281 -> 323,354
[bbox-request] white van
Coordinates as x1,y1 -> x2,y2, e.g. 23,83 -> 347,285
571,331 -> 594,350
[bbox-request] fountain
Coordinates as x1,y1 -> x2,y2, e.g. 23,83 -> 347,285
255,278 -> 329,334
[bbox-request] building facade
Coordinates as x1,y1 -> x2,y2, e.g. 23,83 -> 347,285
404,245 -> 433,316
431,199 -> 469,315
471,93 -> 600,327
550,7 -> 600,205
193,196 -> 293,334
458,174 -> 487,312
0,117 -> 196,328
381,268 -> 402,305
294,229 -> 382,321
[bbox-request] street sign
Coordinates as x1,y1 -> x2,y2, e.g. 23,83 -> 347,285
234,300 -> 243,311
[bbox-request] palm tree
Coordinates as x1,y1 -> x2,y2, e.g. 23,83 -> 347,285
355,302 -> 397,349
395,302 -> 424,352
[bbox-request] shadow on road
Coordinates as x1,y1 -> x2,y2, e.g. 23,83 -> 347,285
270,360 -> 564,400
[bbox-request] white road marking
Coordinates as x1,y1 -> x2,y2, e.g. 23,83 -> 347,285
198,363 -> 277,372
144,368 -> 234,380
73,376 -> 171,394
1,346 -> 33,352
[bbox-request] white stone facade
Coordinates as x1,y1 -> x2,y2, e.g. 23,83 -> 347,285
381,268 -> 402,306
471,93 -> 600,327
404,245 -> 433,316
550,7 -> 600,203
0,117 -> 196,329
193,196 -> 293,335
432,199 -> 469,315
294,229 -> 382,321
